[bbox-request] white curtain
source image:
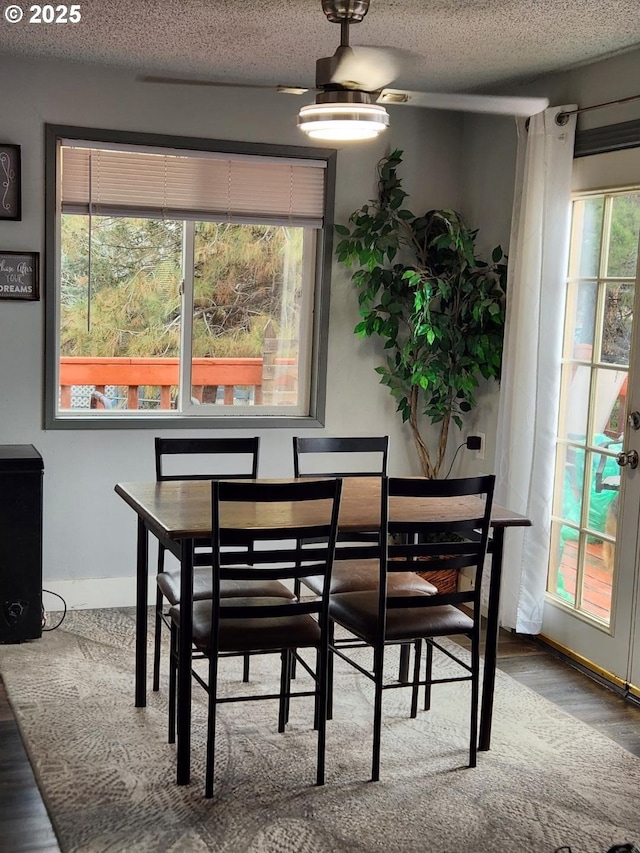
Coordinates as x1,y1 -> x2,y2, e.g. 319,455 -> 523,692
495,105 -> 577,633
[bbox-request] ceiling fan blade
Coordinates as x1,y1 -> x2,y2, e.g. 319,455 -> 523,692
276,86 -> 312,95
378,89 -> 549,117
138,75 -> 276,90
332,46 -> 399,92
139,75 -> 311,96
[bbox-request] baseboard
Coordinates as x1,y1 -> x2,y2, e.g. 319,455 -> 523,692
42,576 -> 157,611
535,633 -> 640,702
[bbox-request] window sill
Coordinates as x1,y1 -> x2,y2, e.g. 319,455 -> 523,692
46,412 -> 326,430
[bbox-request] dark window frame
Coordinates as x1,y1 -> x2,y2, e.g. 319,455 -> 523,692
44,124 -> 336,430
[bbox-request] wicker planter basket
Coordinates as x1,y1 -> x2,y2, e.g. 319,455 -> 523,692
417,567 -> 459,595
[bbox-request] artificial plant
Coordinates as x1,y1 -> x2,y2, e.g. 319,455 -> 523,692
335,149 -> 507,478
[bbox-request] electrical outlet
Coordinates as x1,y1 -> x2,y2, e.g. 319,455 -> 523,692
476,432 -> 485,460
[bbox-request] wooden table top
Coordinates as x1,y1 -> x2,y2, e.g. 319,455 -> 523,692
115,477 -> 531,540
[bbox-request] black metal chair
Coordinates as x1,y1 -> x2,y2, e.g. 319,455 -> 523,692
167,478 -> 343,797
293,436 -> 390,479
153,437 -> 293,690
154,436 -> 260,483
293,435 -> 437,600
292,436 -> 397,594
329,475 -> 495,780
292,435 -> 437,694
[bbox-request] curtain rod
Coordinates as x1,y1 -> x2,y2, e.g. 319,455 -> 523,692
557,94 -> 640,124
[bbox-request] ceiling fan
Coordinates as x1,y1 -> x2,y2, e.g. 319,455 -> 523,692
141,0 -> 549,141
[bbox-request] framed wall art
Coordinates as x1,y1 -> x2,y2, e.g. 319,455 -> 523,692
0,252 -> 39,301
0,144 -> 21,221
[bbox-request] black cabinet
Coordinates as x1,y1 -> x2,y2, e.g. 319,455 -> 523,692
0,445 -> 43,643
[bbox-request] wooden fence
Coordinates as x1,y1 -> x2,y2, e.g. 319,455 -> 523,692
59,356 -> 297,409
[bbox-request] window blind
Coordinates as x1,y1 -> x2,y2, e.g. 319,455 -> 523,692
574,119 -> 640,158
60,142 -> 327,227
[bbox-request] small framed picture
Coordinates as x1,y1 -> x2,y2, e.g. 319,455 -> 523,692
0,144 -> 21,221
0,252 -> 39,301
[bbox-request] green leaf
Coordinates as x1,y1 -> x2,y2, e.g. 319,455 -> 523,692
338,151 -> 507,471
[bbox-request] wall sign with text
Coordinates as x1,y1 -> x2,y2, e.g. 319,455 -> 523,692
0,252 -> 39,301
0,145 -> 21,221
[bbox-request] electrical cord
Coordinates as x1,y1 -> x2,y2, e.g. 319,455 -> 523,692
42,589 -> 67,631
443,442 -> 466,479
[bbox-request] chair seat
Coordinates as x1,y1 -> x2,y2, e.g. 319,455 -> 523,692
157,568 -> 295,605
302,559 -> 438,597
170,597 -> 321,653
329,589 -> 474,644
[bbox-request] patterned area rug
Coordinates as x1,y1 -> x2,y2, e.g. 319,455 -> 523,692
1,608 -> 638,853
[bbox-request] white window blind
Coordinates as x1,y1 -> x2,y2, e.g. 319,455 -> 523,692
60,142 -> 327,227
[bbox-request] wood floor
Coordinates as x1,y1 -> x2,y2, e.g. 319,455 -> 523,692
491,631 -> 640,757
1,630 -> 639,853
0,678 -> 61,853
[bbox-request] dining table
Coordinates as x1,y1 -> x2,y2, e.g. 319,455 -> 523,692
115,476 -> 531,785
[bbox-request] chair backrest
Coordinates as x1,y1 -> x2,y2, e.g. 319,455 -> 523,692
210,478 -> 343,627
154,437 -> 260,481
380,475 -> 495,620
293,436 -> 389,478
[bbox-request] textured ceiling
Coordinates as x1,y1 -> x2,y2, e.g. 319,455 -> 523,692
1,0 -> 639,93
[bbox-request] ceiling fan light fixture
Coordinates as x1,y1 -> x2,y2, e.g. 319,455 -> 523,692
297,100 -> 389,141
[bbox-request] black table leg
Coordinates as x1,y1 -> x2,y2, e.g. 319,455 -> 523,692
398,644 -> 411,682
177,538 -> 193,785
479,526 -> 504,751
135,517 -> 149,708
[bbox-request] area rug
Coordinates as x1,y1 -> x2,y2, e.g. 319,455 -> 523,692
1,608 -> 638,853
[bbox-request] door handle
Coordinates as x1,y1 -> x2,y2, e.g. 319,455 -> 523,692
616,449 -> 639,469
628,411 -> 640,431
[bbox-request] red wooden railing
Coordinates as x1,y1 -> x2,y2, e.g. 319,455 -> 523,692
59,356 -> 297,409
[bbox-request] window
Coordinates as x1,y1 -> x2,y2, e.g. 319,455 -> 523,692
45,126 -> 336,428
547,186 -> 640,624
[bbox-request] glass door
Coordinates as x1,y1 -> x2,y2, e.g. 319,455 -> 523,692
544,149 -> 640,692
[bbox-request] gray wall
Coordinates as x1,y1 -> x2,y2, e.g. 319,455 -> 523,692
458,46 -> 640,472
2,46 -> 636,605
0,55 -> 464,603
